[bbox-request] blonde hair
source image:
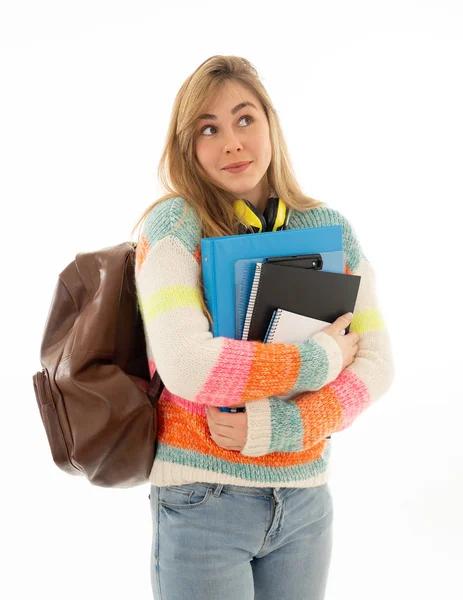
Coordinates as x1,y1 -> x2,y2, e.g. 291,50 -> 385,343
131,55 -> 326,324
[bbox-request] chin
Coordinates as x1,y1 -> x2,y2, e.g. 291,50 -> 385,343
221,177 -> 260,193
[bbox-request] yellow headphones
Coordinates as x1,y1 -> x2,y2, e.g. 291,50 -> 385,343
234,197 -> 288,233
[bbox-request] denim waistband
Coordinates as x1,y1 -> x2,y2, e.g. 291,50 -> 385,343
154,481 -> 321,501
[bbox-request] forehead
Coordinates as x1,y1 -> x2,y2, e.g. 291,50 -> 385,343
199,81 -> 261,118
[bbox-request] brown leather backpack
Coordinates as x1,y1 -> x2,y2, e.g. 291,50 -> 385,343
32,241 -> 164,489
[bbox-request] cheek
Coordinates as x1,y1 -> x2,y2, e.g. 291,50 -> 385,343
195,142 -> 215,170
254,139 -> 272,168
254,128 -> 271,156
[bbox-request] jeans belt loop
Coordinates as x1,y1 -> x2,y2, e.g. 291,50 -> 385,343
213,483 -> 224,497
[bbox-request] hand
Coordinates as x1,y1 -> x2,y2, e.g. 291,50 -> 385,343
206,405 -> 248,452
321,312 -> 360,371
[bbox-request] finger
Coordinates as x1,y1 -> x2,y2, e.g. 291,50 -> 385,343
339,312 -> 353,328
214,424 -> 238,437
211,431 -> 238,446
206,406 -> 221,418
206,406 -> 216,424
206,406 -> 230,427
211,431 -> 231,442
211,435 -> 243,451
207,407 -> 241,428
206,414 -> 231,437
214,443 -> 242,451
327,313 -> 353,335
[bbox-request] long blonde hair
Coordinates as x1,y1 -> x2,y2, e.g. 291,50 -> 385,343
131,55 -> 326,324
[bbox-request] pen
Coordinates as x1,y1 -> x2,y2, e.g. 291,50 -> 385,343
218,407 -> 247,413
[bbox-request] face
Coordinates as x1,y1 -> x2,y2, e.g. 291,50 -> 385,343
194,81 -> 272,210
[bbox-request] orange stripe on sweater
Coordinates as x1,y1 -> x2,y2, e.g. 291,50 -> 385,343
192,243 -> 201,264
239,342 -> 301,402
297,387 -> 344,448
344,260 -> 352,275
156,396 -> 325,466
135,234 -> 151,272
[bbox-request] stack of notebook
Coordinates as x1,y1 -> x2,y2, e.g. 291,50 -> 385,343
200,225 -> 361,344
240,255 -> 361,343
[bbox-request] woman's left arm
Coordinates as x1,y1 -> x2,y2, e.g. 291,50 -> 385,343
207,208 -> 395,456
240,233 -> 394,456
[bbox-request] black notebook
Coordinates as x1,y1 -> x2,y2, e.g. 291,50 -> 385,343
241,262 -> 361,342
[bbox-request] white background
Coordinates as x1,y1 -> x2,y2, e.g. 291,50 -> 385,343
1,1 -> 462,598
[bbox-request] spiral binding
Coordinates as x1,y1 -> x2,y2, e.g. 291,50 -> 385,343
236,261 -> 257,338
241,263 -> 263,340
265,308 -> 283,343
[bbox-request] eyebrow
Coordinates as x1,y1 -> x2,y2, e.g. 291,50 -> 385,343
198,101 -> 258,121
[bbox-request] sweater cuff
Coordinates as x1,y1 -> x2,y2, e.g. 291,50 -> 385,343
240,398 -> 273,457
311,330 -> 343,386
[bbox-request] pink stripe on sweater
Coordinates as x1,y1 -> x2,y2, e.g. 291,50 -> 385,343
331,369 -> 370,428
161,387 -> 206,417
148,359 -> 157,379
196,338 -> 254,406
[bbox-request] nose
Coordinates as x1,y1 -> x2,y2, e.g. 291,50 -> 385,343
223,128 -> 244,153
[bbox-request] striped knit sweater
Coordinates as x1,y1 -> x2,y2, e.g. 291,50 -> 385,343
135,196 -> 394,488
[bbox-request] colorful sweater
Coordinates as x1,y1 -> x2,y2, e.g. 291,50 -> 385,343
135,196 -> 394,488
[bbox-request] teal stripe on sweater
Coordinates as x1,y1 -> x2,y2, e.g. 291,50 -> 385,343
269,398 -> 304,452
142,196 -> 201,254
288,206 -> 365,272
155,442 -> 331,483
294,338 -> 329,392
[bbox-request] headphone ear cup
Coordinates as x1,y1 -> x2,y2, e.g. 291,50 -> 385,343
263,197 -> 278,232
234,198 -> 266,233
263,197 -> 287,231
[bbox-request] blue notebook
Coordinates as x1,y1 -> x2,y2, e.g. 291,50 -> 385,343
201,226 -> 344,339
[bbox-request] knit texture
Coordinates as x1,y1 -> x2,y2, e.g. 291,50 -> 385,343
135,196 -> 394,487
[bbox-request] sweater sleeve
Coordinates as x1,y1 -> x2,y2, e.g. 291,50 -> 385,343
134,197 -> 343,407
240,211 -> 394,456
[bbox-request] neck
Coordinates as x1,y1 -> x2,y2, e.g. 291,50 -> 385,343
242,180 -> 272,214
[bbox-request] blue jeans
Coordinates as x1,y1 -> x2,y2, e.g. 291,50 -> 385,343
149,482 -> 333,599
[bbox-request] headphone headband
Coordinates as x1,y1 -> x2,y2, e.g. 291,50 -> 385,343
234,197 -> 288,233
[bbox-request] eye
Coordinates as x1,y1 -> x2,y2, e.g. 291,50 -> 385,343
200,114 -> 254,136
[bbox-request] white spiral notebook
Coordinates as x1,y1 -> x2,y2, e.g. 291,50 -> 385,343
264,308 -> 346,344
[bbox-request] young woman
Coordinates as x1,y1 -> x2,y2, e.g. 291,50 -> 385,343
133,55 -> 394,600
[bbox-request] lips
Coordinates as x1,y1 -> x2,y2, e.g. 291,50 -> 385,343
223,161 -> 252,173
223,161 -> 251,170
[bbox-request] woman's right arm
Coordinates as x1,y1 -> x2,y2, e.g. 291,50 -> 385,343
134,197 -> 343,408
